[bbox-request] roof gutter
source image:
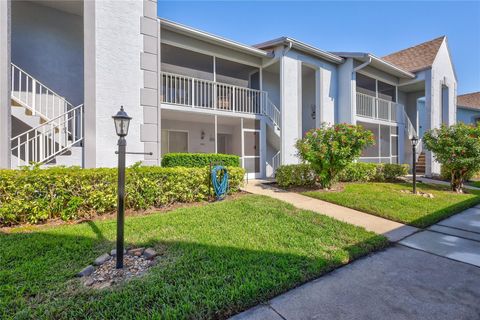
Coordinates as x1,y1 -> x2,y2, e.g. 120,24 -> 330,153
353,55 -> 372,72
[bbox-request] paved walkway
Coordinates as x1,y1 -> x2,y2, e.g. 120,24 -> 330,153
233,181 -> 480,320
242,180 -> 418,242
418,176 -> 480,190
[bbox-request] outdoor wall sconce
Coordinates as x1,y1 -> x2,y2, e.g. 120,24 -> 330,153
201,130 -> 205,140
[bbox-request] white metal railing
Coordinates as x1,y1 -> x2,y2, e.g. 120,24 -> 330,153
272,151 -> 281,174
11,63 -> 73,122
356,92 -> 400,122
11,104 -> 84,167
161,72 -> 267,115
264,99 -> 281,129
402,110 -> 423,161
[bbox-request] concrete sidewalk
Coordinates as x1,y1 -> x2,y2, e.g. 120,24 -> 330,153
242,180 -> 418,242
230,245 -> 480,320
232,185 -> 480,320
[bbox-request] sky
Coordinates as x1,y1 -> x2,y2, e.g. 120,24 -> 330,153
158,1 -> 480,95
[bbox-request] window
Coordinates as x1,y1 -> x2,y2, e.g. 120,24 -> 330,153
358,121 -> 399,163
378,81 -> 396,102
356,73 -> 376,97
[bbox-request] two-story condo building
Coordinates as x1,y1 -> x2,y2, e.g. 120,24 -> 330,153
0,0 -> 457,178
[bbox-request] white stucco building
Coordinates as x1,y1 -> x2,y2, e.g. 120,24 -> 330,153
0,0 -> 459,177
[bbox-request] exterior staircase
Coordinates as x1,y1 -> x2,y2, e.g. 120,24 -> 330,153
415,152 -> 426,174
10,63 -> 84,168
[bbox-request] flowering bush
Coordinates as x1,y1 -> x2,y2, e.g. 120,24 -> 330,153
295,123 -> 374,188
423,123 -> 480,193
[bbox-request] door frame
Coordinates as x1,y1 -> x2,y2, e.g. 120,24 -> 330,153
242,128 -> 261,179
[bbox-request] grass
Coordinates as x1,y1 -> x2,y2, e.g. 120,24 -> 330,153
0,195 -> 387,320
302,182 -> 480,228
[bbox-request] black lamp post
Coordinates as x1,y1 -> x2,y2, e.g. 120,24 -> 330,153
112,106 -> 131,269
411,135 -> 419,194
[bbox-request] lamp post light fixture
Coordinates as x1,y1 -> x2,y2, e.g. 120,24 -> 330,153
411,135 -> 419,195
113,106 -> 131,269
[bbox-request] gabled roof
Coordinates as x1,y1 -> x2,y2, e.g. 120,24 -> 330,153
457,92 -> 480,110
332,52 -> 415,79
254,37 -> 344,64
159,18 -> 273,58
382,36 -> 445,73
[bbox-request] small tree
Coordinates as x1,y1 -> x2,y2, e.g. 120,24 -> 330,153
423,123 -> 480,193
295,123 -> 374,188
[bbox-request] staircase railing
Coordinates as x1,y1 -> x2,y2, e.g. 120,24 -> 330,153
11,104 -> 84,167
11,63 -> 74,122
402,110 -> 423,162
263,98 -> 281,129
272,151 -> 281,174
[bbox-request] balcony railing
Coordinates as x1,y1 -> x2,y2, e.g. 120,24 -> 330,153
356,92 -> 401,122
161,72 -> 267,115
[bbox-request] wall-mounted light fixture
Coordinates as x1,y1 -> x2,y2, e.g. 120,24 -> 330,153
201,130 -> 205,140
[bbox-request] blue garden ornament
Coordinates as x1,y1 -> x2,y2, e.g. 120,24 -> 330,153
211,165 -> 229,200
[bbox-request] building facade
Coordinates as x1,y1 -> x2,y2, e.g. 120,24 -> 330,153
0,0 -> 459,178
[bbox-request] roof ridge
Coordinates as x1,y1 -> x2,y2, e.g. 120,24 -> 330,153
383,36 -> 445,58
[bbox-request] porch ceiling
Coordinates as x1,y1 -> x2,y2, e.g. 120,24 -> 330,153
161,109 -> 241,125
399,80 -> 425,93
34,0 -> 83,16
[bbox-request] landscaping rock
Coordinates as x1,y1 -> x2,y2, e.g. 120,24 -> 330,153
110,249 -> 126,256
143,248 -> 157,260
94,253 -> 111,266
127,248 -> 144,257
77,265 -> 94,277
84,278 -> 95,287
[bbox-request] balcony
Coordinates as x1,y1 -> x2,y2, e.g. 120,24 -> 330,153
161,72 -> 267,115
356,92 -> 402,122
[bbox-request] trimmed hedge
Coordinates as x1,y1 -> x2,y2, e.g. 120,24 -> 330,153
275,164 -> 316,188
276,162 -> 409,188
161,153 -> 240,168
0,165 -> 245,226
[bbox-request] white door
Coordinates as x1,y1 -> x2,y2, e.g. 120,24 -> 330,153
243,129 -> 261,179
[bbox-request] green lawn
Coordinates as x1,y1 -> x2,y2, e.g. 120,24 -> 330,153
0,195 -> 387,320
302,182 -> 480,228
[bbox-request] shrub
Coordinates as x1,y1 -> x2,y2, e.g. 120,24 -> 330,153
424,123 -> 480,192
0,164 -> 245,226
161,153 -> 240,168
382,163 -> 409,181
275,164 -> 316,188
337,163 -> 378,182
295,123 -> 374,188
338,162 -> 409,182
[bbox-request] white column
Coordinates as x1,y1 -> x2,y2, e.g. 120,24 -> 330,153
315,68 -> 321,127
260,117 -> 267,178
0,0 -> 11,168
240,117 -> 244,168
214,114 -> 217,154
280,55 -> 301,165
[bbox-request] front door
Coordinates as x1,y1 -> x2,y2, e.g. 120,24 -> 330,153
243,129 -> 260,179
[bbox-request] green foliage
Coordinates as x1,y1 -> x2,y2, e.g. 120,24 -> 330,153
424,123 -> 480,192
338,162 -> 409,182
337,162 -> 378,182
295,123 -> 374,188
275,164 -> 316,188
0,165 -> 245,226
161,153 -> 240,168
0,195 -> 387,319
277,162 -> 408,187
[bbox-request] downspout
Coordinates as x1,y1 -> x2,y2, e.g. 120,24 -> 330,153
353,55 -> 372,73
351,55 -> 372,125
283,40 -> 293,56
